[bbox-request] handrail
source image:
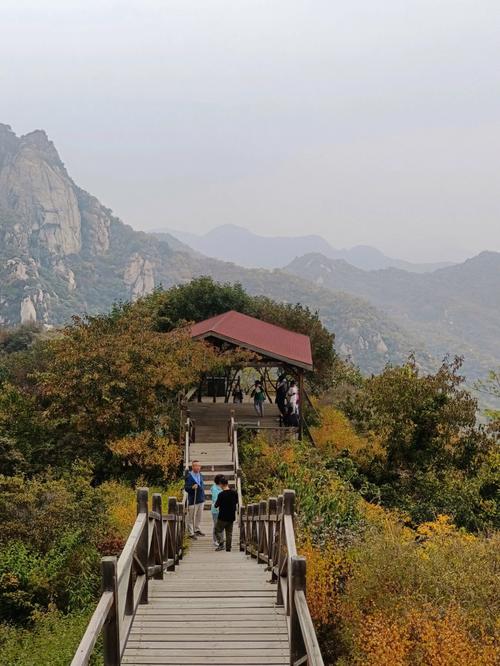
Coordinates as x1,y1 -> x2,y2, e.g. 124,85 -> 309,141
184,419 -> 190,473
239,489 -> 324,666
229,414 -> 243,510
183,414 -> 196,510
72,488 -> 186,666
234,421 -> 299,445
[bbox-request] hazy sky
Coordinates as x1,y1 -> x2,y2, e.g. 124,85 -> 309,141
2,1 -> 500,262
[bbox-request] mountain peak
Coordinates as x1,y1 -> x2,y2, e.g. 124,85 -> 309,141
20,128 -> 63,168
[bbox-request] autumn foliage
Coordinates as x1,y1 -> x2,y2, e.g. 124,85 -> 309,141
240,432 -> 499,665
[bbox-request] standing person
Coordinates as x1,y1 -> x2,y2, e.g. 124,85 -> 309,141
214,478 -> 239,552
210,474 -> 224,547
276,374 -> 289,417
232,378 -> 243,404
184,460 -> 206,539
286,380 -> 300,427
287,380 -> 299,414
251,380 -> 266,417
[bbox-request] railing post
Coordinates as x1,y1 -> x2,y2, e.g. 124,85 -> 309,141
229,410 -> 235,445
152,493 -> 163,580
268,497 -> 277,568
290,556 -> 307,666
258,500 -> 267,563
245,503 -> 251,556
283,489 -> 295,517
239,505 -> 246,552
274,495 -> 283,596
136,487 -> 149,604
253,503 -> 260,558
101,556 -> 120,666
298,370 -> 304,441
283,490 -> 296,616
167,497 -> 177,571
177,501 -> 185,560
184,425 -> 190,473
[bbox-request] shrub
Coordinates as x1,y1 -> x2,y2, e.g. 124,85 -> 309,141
0,609 -> 103,666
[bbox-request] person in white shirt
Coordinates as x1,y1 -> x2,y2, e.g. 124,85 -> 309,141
287,380 -> 299,414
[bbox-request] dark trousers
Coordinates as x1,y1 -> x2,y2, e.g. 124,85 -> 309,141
215,519 -> 234,551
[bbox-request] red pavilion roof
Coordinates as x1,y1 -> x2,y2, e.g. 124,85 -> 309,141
190,310 -> 313,370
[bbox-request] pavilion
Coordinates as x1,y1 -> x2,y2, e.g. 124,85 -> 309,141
190,310 -> 313,437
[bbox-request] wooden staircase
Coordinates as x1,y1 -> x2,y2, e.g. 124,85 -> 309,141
188,401 -> 280,509
122,511 -> 289,664
72,398 -> 323,666
121,400 -> 288,664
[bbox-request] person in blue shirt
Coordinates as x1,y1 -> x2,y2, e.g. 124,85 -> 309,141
184,460 -> 206,539
210,474 -> 224,546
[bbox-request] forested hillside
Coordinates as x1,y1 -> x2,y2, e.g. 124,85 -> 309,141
286,252 -> 500,380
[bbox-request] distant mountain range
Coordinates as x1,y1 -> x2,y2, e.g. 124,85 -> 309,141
162,224 -> 454,273
0,123 -> 497,382
285,253 -> 500,380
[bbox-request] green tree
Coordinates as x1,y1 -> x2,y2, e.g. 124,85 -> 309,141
338,356 -> 497,529
475,369 -> 500,432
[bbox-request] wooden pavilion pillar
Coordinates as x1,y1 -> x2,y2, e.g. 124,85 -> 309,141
298,369 -> 304,441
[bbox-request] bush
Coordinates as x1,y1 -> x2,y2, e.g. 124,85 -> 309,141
306,511 -> 500,665
0,464 -> 106,553
0,610 -> 102,666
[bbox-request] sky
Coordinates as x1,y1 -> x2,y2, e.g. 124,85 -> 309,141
2,0 -> 500,263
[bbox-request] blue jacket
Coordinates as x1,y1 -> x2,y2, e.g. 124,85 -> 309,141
184,470 -> 206,506
211,484 -> 222,515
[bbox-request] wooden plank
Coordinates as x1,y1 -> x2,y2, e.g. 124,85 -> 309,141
123,647 -> 288,656
130,623 -> 287,632
141,600 -> 277,607
128,634 -> 288,642
149,590 -> 276,597
135,607 -> 284,615
122,656 -> 288,664
125,641 -> 289,649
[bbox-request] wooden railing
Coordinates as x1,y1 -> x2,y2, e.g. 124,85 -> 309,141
71,488 -> 185,666
235,421 -> 299,443
228,414 -> 243,509
240,489 -> 324,666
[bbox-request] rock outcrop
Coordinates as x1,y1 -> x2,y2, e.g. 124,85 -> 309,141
0,123 -> 155,323
0,127 -> 82,256
124,253 -> 155,299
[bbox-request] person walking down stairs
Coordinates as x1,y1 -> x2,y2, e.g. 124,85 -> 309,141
184,459 -> 206,539
214,477 -> 239,552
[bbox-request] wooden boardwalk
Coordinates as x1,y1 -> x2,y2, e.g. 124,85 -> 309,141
73,398 -> 323,666
123,402 -> 287,665
123,512 -> 288,665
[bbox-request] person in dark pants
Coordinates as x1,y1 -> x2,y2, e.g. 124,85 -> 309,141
251,380 -> 266,417
214,478 -> 239,552
276,374 -> 288,417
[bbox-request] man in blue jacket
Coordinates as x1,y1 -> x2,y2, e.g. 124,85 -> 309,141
184,459 -> 206,539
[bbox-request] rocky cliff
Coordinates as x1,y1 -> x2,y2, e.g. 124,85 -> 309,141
0,124 -> 174,325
